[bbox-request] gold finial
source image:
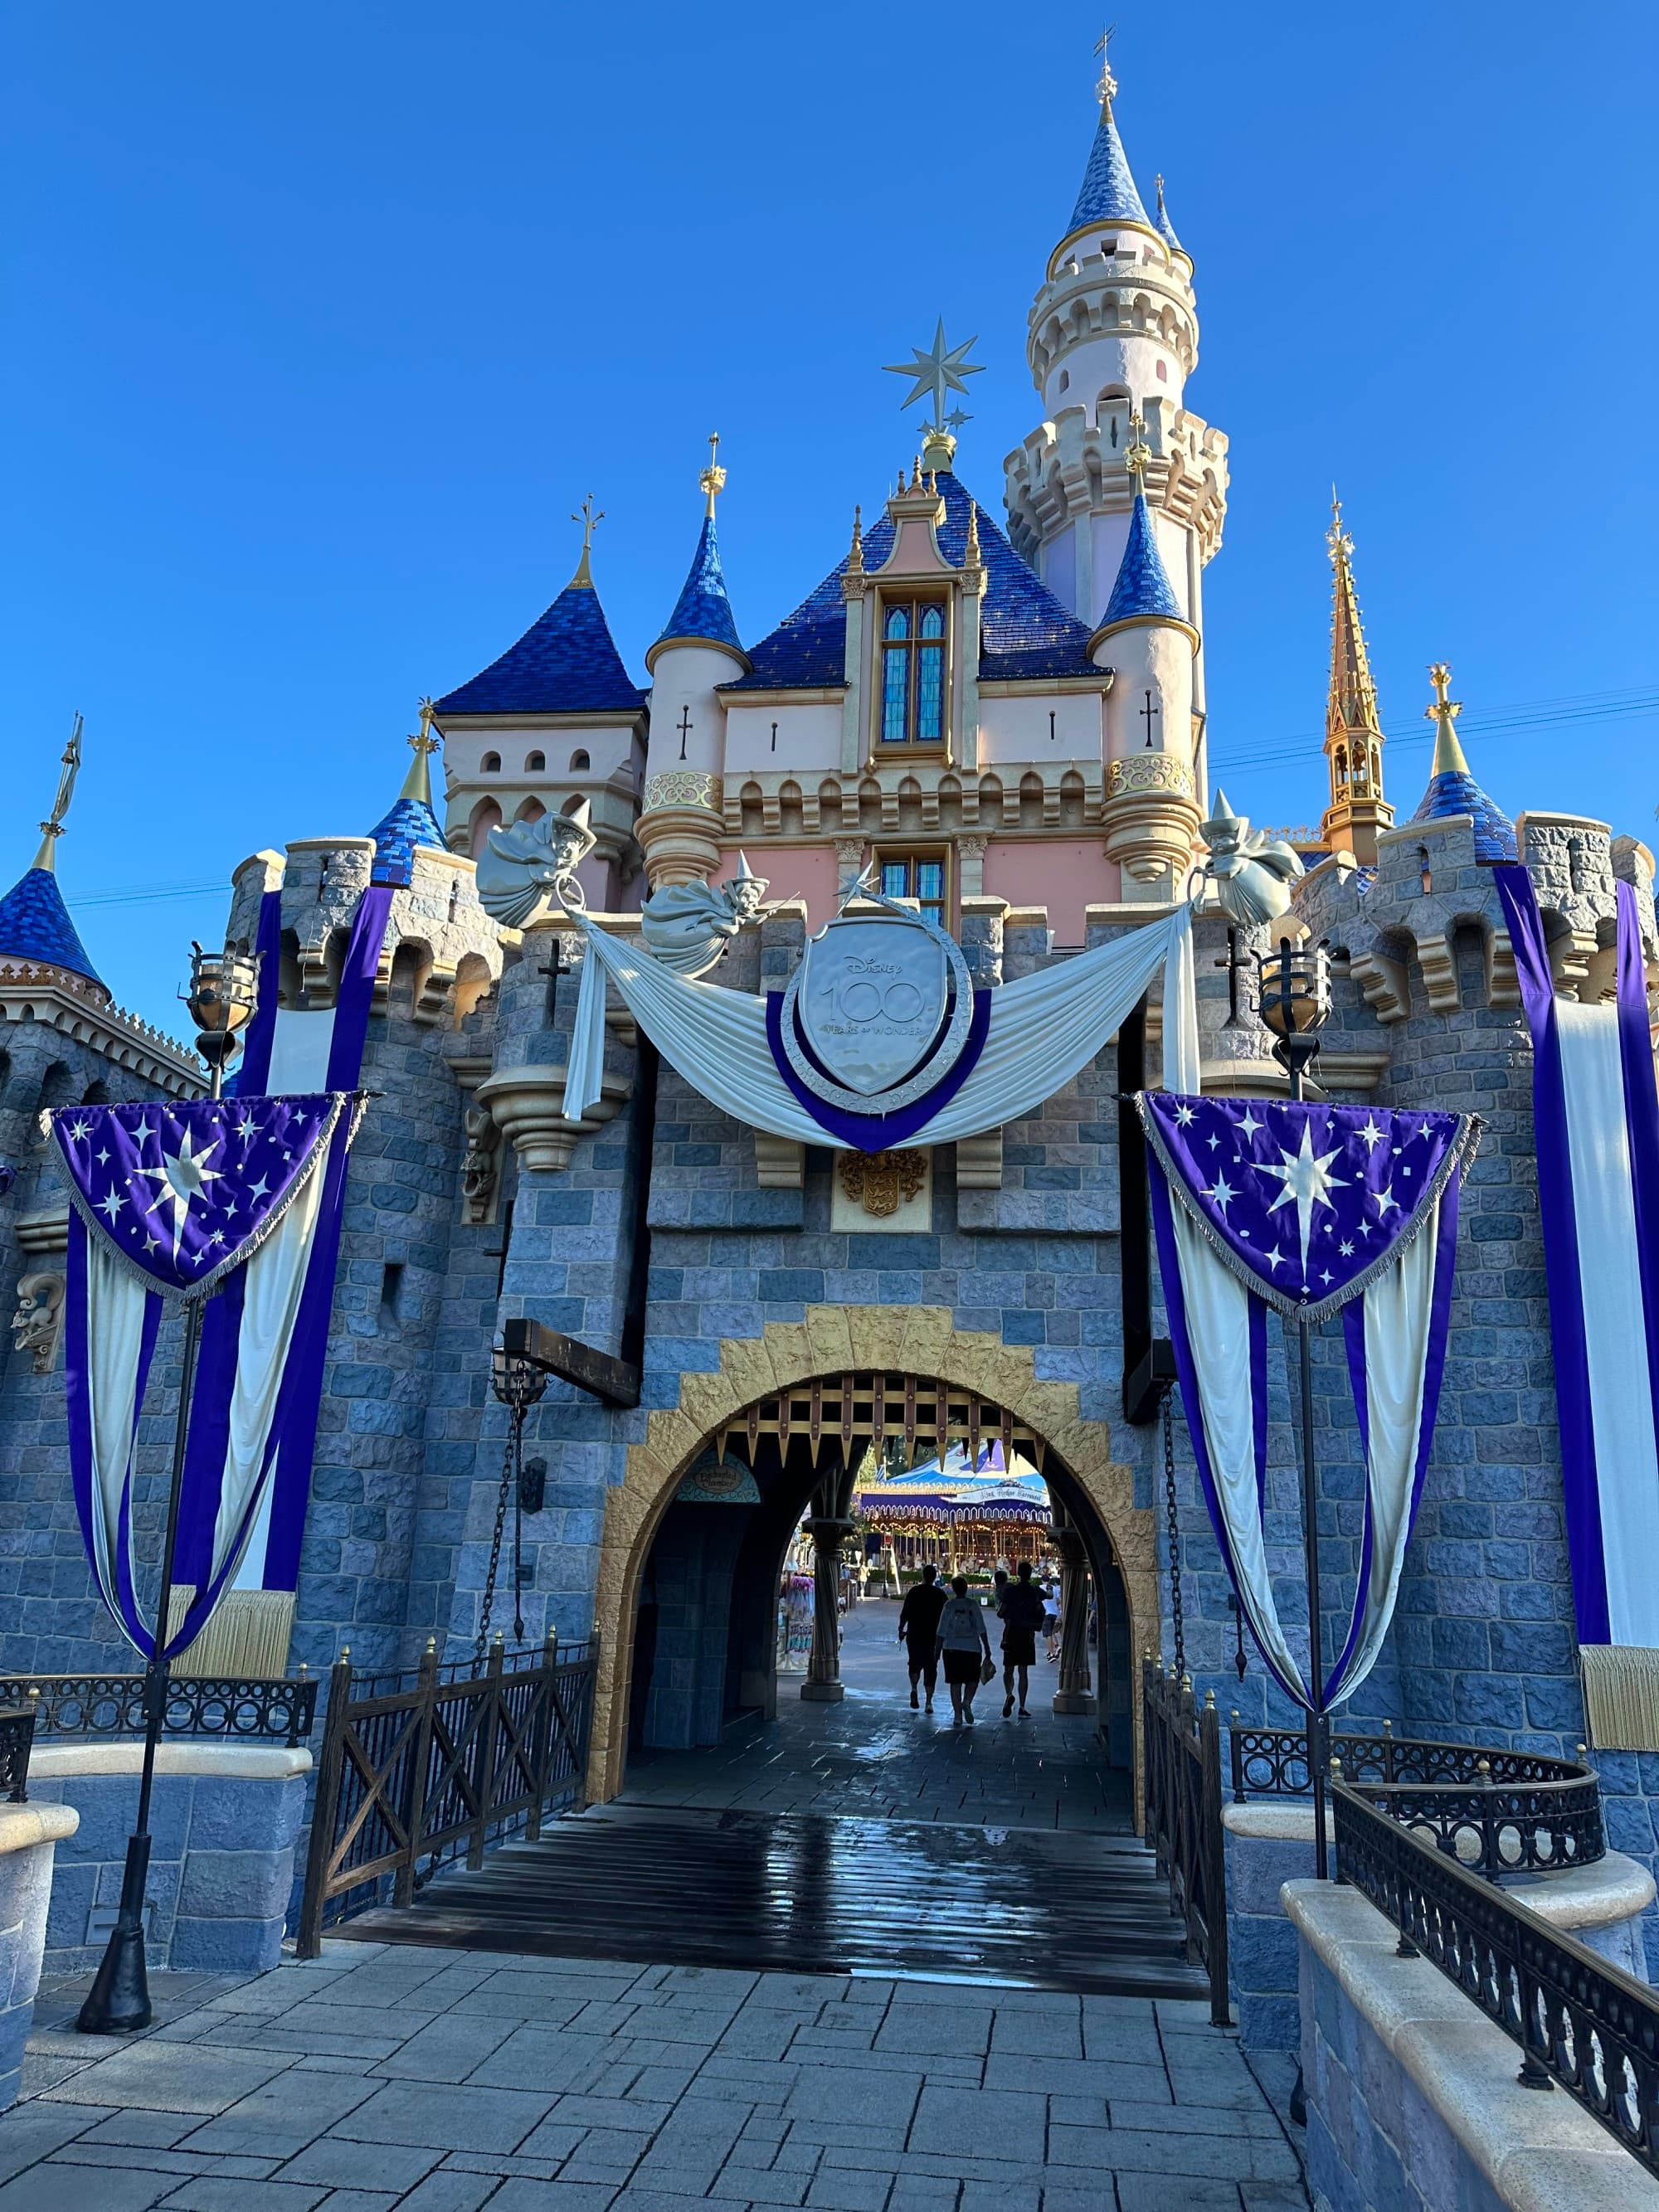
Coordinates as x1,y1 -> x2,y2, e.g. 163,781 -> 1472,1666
964,503 -> 982,570
1326,489 -> 1354,569
568,493 -> 605,589
33,711 -> 83,872
1424,660 -> 1472,778
1095,20 -> 1118,108
1124,409 -> 1151,489
847,503 -> 864,575
398,698 -> 441,807
698,431 -> 727,520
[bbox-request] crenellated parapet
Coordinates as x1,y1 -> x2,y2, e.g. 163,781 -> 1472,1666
1005,399 -> 1229,574
226,836 -> 511,1031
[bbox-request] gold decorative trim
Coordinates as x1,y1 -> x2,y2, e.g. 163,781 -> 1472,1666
642,771 -> 723,814
1107,754 -> 1195,801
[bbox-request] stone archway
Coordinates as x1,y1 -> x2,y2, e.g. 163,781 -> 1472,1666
586,1305 -> 1157,1816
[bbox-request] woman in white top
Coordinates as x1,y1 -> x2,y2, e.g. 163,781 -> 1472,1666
934,1575 -> 993,1726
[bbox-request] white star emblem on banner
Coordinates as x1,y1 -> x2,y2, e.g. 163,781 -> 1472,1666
133,1128 -> 225,1257
1256,1122 -> 1347,1274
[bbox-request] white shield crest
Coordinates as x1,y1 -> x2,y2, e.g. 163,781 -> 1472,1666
797,916 -> 949,1096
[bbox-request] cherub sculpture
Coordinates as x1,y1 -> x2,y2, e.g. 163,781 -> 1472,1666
476,801 -> 598,928
11,1271 -> 64,1375
1194,790 -> 1303,926
640,853 -> 773,976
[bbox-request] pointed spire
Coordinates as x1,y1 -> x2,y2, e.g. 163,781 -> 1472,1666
1152,173 -> 1185,256
32,712 -> 82,871
1097,414 -> 1186,631
370,702 -> 449,886
699,432 -> 727,520
648,445 -> 747,670
847,504 -> 864,576
1066,31 -> 1152,237
0,716 -> 103,990
1409,660 -> 1518,864
1319,497 -> 1394,864
567,494 -> 604,590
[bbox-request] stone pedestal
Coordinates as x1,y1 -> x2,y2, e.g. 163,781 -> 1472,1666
800,1519 -> 854,1703
0,1799 -> 79,2112
1052,1527 -> 1097,1716
475,1062 -> 630,1175
636,779 -> 724,891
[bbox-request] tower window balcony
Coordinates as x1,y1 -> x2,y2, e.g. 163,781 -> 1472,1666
878,598 -> 949,751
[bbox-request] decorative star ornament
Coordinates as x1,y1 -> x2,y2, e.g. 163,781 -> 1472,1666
134,1127 -> 225,1257
882,319 -> 985,430
1255,1122 -> 1347,1277
1357,1117 -> 1384,1153
1236,1108 -> 1264,1142
1203,1176 -> 1238,1217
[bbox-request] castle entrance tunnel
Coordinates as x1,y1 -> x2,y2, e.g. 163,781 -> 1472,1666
614,1370 -> 1141,1830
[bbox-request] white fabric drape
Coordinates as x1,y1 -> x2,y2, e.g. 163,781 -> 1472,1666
1556,1000 -> 1659,1645
225,1155 -> 333,1591
82,1232 -> 153,1612
564,903 -> 1199,1149
1169,1188 -> 1448,1711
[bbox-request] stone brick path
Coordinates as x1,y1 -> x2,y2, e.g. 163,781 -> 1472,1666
7,1940 -> 1306,2211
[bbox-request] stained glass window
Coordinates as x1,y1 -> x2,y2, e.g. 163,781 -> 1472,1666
878,598 -> 948,746
879,853 -> 948,926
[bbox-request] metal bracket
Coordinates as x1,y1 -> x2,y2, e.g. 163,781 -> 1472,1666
499,1318 -> 640,1410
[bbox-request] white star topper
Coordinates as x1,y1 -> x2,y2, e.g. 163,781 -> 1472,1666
1255,1122 -> 1347,1276
133,1127 -> 225,1258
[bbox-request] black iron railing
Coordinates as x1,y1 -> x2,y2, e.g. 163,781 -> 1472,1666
296,1631 -> 597,1955
1142,1660 -> 1229,2025
0,1672 -> 318,1748
0,1703 -> 36,1802
1333,1779 -> 1659,2177
1230,1721 -> 1603,1878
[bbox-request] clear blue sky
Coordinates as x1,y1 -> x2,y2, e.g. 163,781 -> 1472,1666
4,2 -> 1655,1033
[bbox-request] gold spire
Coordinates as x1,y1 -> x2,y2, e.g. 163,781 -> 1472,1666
568,494 -> 604,589
1319,496 -> 1394,867
32,712 -> 83,872
847,503 -> 864,575
698,432 -> 727,520
964,503 -> 982,569
399,698 -> 440,807
1424,661 -> 1471,777
1124,409 -> 1152,490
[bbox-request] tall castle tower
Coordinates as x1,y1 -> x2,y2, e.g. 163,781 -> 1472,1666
1004,45 -> 1228,807
1320,499 -> 1394,865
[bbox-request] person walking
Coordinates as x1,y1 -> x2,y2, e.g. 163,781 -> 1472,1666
1000,1558 -> 1047,1716
935,1575 -> 993,1726
897,1563 -> 947,1711
1044,1575 -> 1062,1665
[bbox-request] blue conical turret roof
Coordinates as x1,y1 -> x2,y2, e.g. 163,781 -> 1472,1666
1099,493 -> 1185,628
650,515 -> 744,666
370,793 -> 448,888
0,863 -> 102,987
1152,174 -> 1185,256
435,567 -> 645,718
1068,98 -> 1151,235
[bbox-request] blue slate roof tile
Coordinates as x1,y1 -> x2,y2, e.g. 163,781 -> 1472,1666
1409,770 -> 1520,865
1153,177 -> 1185,256
1068,102 -> 1151,236
724,473 -> 1101,693
1099,492 -> 1185,627
436,579 -> 645,718
654,516 -> 743,659
0,866 -> 102,985
370,795 -> 449,887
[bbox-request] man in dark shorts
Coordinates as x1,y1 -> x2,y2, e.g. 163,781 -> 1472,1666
1000,1558 -> 1047,1716
898,1563 -> 947,1710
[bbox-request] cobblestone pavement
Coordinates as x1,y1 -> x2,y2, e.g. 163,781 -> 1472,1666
7,1940 -> 1307,2211
623,1601 -> 1132,1832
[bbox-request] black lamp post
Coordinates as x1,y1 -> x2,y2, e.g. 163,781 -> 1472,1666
1253,940 -> 1336,1877
77,941 -> 260,2035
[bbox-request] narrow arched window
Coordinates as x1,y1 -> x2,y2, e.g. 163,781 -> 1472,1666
879,599 -> 947,747
526,751 -> 545,772
570,749 -> 590,771
481,751 -> 501,773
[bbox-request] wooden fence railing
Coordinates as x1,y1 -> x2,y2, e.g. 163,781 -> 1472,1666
1141,1658 -> 1229,2025
296,1631 -> 596,1954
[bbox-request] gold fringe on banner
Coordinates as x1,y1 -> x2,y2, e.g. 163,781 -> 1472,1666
165,1587 -> 297,1679
1579,1644 -> 1659,1752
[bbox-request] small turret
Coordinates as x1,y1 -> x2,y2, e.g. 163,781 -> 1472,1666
370,701 -> 450,887
0,715 -> 108,1000
1409,662 -> 1518,865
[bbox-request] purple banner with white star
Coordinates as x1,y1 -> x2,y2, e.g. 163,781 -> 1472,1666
1139,1092 -> 1477,1324
1141,1091 -> 1477,1714
49,1095 -> 345,1300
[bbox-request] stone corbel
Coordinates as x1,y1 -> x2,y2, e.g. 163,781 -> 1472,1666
955,1128 -> 1004,1189
1548,926 -> 1598,997
1348,950 -> 1411,1023
1485,928 -> 1520,1011
1413,935 -> 1462,1014
13,1205 -> 68,1256
753,1133 -> 805,1189
474,1063 -> 630,1175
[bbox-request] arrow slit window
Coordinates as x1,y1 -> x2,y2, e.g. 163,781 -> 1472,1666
879,598 -> 948,748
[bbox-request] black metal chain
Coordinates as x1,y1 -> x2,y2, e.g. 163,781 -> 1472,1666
478,1345 -> 547,1662
474,1423 -> 514,1665
1161,1383 -> 1185,1680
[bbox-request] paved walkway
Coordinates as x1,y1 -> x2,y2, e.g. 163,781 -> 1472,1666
624,1601 -> 1131,1833
9,1938 -> 1307,2212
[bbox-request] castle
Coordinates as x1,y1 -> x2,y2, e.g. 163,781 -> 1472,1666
2,56 -> 1656,1947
